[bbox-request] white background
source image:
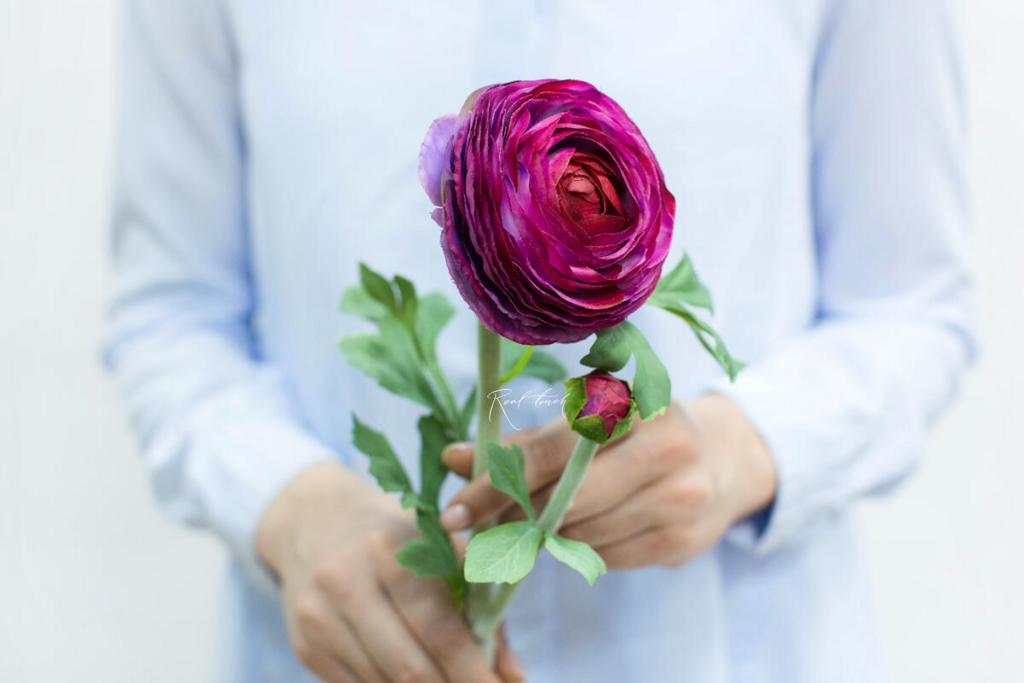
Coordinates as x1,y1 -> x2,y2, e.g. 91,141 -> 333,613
1,1 -> 1021,681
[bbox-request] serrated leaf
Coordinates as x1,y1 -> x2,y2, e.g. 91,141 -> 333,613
418,414 -> 449,510
340,317 -> 443,414
649,253 -> 713,313
339,285 -> 390,321
397,512 -> 458,578
485,443 -> 534,520
544,533 -> 607,585
415,292 -> 455,366
654,306 -> 745,382
359,263 -> 396,312
645,253 -> 744,382
501,338 -> 567,383
397,511 -> 466,609
581,322 -> 670,420
352,415 -> 412,494
394,276 -> 418,330
464,522 -> 544,584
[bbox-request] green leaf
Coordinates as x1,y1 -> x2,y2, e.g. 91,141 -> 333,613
398,512 -> 460,578
649,253 -> 713,313
645,253 -> 745,382
415,292 -> 456,366
339,285 -> 390,321
418,414 -> 449,510
544,534 -> 607,585
579,324 -> 632,372
352,415 -> 412,495
655,307 -> 745,382
359,263 -> 397,312
457,385 -> 477,440
464,522 -> 544,584
521,351 -> 567,383
394,276 -> 418,330
485,443 -> 534,520
340,317 -> 443,414
581,322 -> 671,420
501,338 -> 567,384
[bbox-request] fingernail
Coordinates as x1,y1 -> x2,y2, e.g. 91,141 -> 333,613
442,442 -> 471,467
440,503 -> 472,531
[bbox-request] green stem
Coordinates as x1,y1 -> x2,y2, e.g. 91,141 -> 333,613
466,324 -> 503,660
426,357 -> 460,434
536,435 -> 600,534
466,434 -> 601,663
473,324 -> 503,478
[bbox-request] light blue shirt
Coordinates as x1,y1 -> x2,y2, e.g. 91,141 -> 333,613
104,1 -> 973,681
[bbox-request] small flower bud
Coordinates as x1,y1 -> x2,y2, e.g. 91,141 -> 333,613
564,372 -> 636,444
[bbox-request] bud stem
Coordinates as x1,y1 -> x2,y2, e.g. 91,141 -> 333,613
536,435 -> 600,534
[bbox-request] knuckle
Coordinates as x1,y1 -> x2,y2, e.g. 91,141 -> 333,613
424,616 -> 468,656
652,526 -> 691,558
294,596 -> 329,636
291,637 -> 316,667
668,477 -> 712,510
312,562 -> 350,595
312,564 -> 364,613
395,661 -> 431,683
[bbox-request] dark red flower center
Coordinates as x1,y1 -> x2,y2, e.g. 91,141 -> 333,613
555,149 -> 631,235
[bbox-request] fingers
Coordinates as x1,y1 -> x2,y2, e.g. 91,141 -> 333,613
337,578 -> 448,683
441,422 -> 576,530
293,646 -> 359,683
494,624 -> 527,683
381,564 -> 502,683
295,596 -> 385,683
595,524 -> 688,569
443,442 -> 474,478
558,479 -> 681,549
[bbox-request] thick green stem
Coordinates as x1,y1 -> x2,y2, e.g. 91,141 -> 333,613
537,435 -> 601,533
473,324 -> 503,477
466,324 -> 503,659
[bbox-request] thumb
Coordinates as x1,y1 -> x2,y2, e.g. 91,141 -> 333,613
442,442 -> 475,478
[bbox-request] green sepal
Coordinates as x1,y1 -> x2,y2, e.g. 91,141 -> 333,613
608,399 -> 637,442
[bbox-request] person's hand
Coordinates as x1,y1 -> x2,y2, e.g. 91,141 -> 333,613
440,394 -> 777,568
256,462 -> 525,683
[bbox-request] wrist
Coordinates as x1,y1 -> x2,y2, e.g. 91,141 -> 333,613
255,461 -> 358,578
684,393 -> 777,523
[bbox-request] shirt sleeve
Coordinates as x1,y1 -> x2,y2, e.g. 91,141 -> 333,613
713,0 -> 974,554
102,0 -> 335,593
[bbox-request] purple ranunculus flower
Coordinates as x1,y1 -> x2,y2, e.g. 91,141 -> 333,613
418,79 -> 675,345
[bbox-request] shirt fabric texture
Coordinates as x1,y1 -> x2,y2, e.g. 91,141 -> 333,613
104,1 -> 973,681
